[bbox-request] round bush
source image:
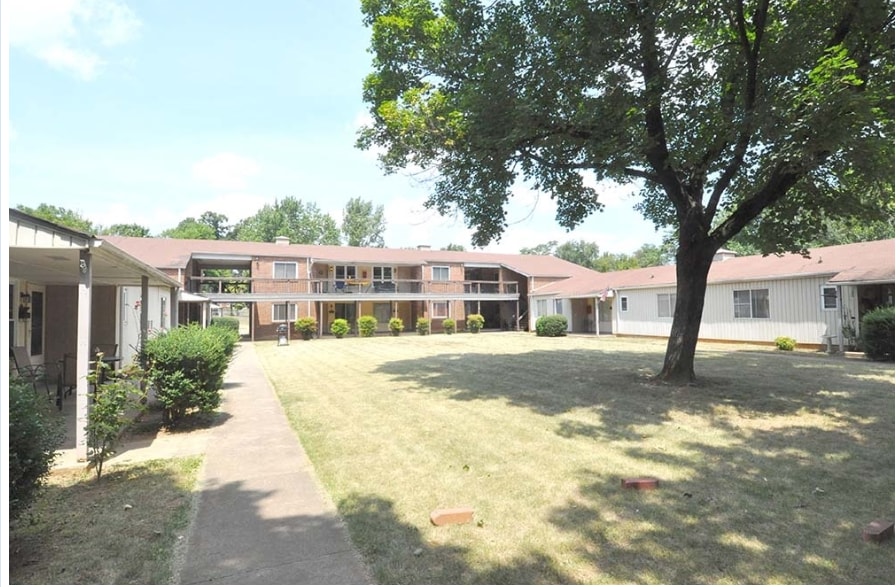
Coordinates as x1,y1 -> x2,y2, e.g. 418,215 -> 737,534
210,316 -> 240,332
774,336 -> 796,351
389,317 -> 404,335
358,315 -> 378,337
9,376 -> 64,521
442,318 -> 456,334
416,317 -> 430,335
862,306 -> 894,360
466,314 -> 485,332
536,314 -> 568,337
330,318 -> 350,338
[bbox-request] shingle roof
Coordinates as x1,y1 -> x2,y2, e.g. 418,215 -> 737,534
533,239 -> 895,297
101,236 -> 598,279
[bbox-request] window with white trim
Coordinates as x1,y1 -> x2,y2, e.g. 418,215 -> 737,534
273,262 -> 298,279
432,266 -> 450,281
733,289 -> 769,318
553,299 -> 563,314
620,296 -> 629,312
273,303 -> 297,322
373,266 -> 393,281
821,286 -> 838,310
536,299 -> 547,317
334,265 -> 357,280
432,301 -> 449,318
657,293 -> 676,318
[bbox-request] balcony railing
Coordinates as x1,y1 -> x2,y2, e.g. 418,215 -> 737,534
188,277 -> 517,296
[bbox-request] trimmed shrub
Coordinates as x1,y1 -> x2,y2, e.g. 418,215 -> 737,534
143,324 -> 237,423
358,315 -> 378,337
210,316 -> 240,332
442,318 -> 456,334
9,376 -> 64,521
774,336 -> 796,351
330,318 -> 350,338
294,316 -> 317,340
862,306 -> 894,360
389,317 -> 404,335
536,314 -> 568,337
416,317 -> 431,335
466,313 -> 485,333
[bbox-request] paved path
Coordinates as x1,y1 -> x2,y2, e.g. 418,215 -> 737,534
176,342 -> 372,585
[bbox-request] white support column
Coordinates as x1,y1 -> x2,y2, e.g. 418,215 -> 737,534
140,276 -> 149,357
75,249 -> 92,461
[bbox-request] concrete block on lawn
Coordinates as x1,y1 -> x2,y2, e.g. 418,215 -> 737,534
863,519 -> 894,543
622,477 -> 660,490
430,507 -> 474,526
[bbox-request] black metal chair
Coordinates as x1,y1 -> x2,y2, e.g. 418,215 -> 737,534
10,346 -> 62,409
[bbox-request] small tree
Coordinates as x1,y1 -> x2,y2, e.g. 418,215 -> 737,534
86,360 -> 147,480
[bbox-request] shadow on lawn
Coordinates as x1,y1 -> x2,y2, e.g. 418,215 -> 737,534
372,347 -> 894,583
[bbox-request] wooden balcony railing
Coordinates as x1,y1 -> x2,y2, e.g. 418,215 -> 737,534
188,277 -> 518,296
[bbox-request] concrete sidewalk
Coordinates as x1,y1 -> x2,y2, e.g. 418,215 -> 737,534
175,342 -> 372,585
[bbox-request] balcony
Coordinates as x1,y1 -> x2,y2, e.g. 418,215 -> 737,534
188,277 -> 517,299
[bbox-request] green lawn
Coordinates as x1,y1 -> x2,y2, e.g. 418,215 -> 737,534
256,333 -> 895,584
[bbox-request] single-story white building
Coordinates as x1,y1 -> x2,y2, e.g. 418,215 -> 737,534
530,239 -> 894,350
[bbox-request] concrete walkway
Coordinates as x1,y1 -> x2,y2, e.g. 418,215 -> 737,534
175,342 -> 372,585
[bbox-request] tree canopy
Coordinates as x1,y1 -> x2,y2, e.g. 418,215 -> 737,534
230,197 -> 340,245
16,204 -> 96,234
359,0 -> 894,382
160,217 -> 218,240
521,239 -> 672,271
342,197 -> 387,247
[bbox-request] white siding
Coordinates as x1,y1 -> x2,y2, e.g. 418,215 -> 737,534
616,276 -> 843,346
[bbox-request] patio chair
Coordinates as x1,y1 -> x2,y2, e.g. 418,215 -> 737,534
10,346 -> 62,409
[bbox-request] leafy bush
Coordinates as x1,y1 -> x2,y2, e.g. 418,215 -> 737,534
358,315 -> 378,337
389,317 -> 404,335
210,316 -> 240,332
862,306 -> 894,360
466,313 -> 485,333
536,314 -> 568,337
294,316 -> 317,339
330,318 -> 350,338
774,336 -> 796,351
416,317 -> 430,335
442,318 -> 456,334
86,361 -> 146,480
9,376 -> 64,521
143,324 -> 237,423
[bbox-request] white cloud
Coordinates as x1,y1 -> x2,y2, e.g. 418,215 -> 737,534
8,0 -> 141,80
192,153 -> 261,191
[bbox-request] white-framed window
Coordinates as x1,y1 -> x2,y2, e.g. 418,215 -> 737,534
432,301 -> 449,318
821,286 -> 838,310
273,262 -> 298,279
657,293 -> 676,318
432,266 -> 450,281
334,265 -> 357,280
620,296 -> 629,312
536,299 -> 548,317
273,303 -> 297,322
373,266 -> 393,281
553,299 -> 563,314
733,289 -> 769,318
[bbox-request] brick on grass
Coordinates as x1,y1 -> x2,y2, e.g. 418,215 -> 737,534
622,477 -> 660,490
863,520 -> 894,543
430,507 -> 474,526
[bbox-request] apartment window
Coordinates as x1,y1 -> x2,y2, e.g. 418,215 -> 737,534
432,266 -> 450,281
273,262 -> 298,279
536,299 -> 548,317
821,286 -> 838,310
733,289 -> 769,318
620,296 -> 629,312
657,293 -> 676,318
553,299 -> 564,314
373,266 -> 393,281
334,265 -> 357,280
433,301 -> 449,318
273,303 -> 297,322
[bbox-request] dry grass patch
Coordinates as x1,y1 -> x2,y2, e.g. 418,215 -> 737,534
9,457 -> 201,585
257,333 -> 894,584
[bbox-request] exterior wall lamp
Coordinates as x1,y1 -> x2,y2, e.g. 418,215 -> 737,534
18,291 -> 31,319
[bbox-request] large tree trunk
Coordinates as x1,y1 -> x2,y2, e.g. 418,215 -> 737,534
657,237 -> 718,384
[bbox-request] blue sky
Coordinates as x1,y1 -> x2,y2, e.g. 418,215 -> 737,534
6,0 -> 664,254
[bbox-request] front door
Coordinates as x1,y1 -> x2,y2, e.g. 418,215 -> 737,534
334,303 -> 357,332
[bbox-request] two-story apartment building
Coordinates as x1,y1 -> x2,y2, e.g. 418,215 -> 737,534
104,235 -> 599,339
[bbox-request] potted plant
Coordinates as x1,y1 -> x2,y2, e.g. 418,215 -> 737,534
330,318 -> 349,339
466,313 -> 485,333
416,317 -> 430,335
389,317 -> 404,336
442,318 -> 456,334
358,315 -> 378,337
294,316 -> 317,341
